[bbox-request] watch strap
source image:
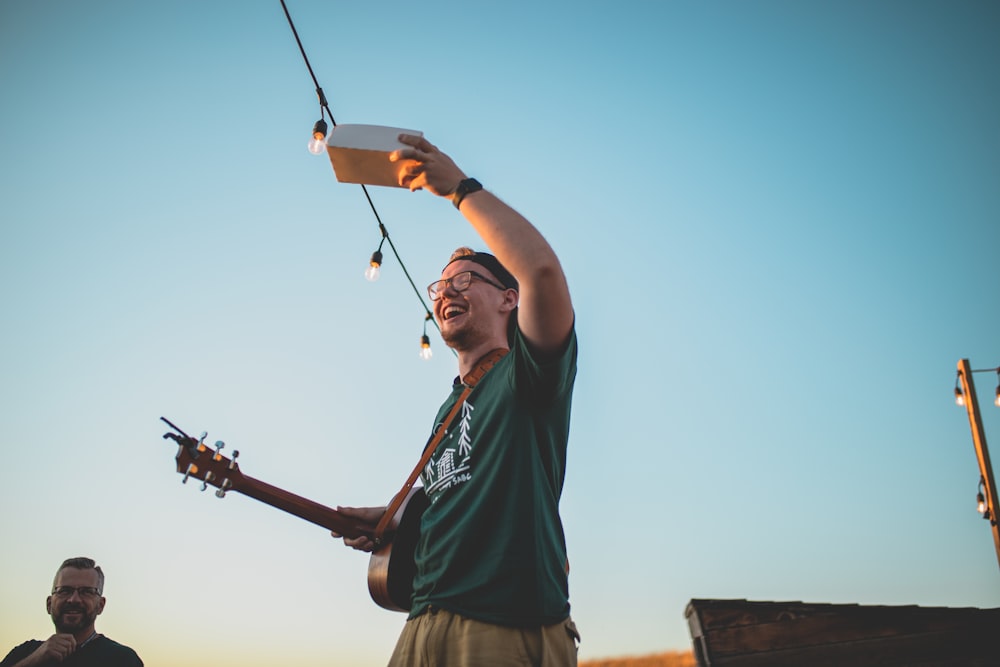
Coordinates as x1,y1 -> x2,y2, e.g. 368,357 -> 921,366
452,178 -> 483,209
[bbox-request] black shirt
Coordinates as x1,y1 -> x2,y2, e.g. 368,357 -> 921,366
1,635 -> 142,666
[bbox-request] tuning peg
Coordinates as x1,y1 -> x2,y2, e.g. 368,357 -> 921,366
200,470 -> 216,492
197,431 -> 208,452
229,450 -> 240,469
215,478 -> 233,499
213,440 -> 226,461
182,463 -> 198,484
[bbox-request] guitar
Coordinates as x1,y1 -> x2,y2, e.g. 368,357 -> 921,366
160,417 -> 427,612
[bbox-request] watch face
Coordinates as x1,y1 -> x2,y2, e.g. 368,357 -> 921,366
454,179 -> 482,208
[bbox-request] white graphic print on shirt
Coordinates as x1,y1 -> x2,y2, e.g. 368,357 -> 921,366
424,401 -> 475,499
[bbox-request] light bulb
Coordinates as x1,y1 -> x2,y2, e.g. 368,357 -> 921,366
308,119 -> 328,155
365,250 -> 383,282
419,334 -> 433,360
994,385 -> 1000,408
978,492 -> 988,516
308,138 -> 325,155
954,386 -> 965,406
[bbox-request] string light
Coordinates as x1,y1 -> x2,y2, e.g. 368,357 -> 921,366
366,247 -> 384,282
308,118 -> 328,155
280,0 -> 452,358
954,366 -> 1000,408
420,314 -> 433,360
365,225 -> 387,282
978,478 -> 991,520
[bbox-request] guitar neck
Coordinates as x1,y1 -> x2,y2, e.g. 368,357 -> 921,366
235,474 -> 372,539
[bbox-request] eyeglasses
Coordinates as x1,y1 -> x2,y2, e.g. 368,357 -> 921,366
427,271 -> 507,301
52,586 -> 101,598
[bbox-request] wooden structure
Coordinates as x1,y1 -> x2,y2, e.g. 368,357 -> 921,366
686,598 -> 999,666
956,358 -> 1000,570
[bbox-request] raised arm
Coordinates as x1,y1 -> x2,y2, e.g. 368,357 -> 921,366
392,134 -> 573,353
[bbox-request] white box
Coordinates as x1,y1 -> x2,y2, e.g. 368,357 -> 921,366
326,124 -> 423,187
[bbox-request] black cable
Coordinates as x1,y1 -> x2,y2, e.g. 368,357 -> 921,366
279,1 -> 334,124
361,193 -> 436,324
279,0 -> 443,344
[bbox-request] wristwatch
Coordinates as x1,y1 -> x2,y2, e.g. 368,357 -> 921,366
452,178 -> 483,209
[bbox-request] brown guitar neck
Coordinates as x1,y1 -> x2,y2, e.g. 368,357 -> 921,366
236,474 -> 373,539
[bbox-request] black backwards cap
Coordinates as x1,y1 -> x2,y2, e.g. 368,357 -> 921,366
445,252 -> 519,291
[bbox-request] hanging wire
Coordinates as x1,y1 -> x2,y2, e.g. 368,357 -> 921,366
279,0 -> 334,125
278,0 -> 443,347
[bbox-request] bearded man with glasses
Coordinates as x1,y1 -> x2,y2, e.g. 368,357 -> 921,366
333,134 -> 580,666
1,557 -> 143,666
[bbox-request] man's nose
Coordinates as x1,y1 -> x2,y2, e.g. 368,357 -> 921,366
439,279 -> 463,298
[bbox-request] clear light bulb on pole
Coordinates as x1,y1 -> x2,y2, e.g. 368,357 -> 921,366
308,119 -> 328,155
365,250 -> 383,282
419,334 -> 433,360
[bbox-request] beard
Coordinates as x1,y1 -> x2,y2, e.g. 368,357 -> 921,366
51,602 -> 97,634
440,311 -> 500,352
440,324 -> 474,350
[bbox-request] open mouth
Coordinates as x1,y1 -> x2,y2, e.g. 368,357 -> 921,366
443,304 -> 467,321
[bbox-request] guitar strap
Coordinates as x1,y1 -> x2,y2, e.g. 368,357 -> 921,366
373,347 -> 509,542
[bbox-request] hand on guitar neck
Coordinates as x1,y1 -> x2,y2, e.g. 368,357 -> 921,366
331,505 -> 386,552
160,417 -> 427,612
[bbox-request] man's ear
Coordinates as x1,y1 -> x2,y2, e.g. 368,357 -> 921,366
95,596 -> 106,616
500,288 -> 519,313
46,596 -> 52,614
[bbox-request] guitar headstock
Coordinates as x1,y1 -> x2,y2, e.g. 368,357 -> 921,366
161,417 -> 245,497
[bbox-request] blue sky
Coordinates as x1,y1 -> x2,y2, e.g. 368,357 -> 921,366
2,1 -> 998,664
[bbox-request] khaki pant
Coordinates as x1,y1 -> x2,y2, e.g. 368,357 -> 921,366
387,607 -> 580,667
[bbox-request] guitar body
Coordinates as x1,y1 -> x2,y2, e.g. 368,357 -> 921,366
367,486 -> 429,612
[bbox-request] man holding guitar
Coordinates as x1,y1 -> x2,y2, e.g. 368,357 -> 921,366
334,134 -> 580,666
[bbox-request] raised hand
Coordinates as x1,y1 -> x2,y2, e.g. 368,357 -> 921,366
22,633 -> 77,665
390,134 -> 466,197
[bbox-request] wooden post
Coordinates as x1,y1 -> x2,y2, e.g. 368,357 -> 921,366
957,358 -> 1000,572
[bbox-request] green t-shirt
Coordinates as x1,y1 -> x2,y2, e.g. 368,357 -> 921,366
410,326 -> 578,627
